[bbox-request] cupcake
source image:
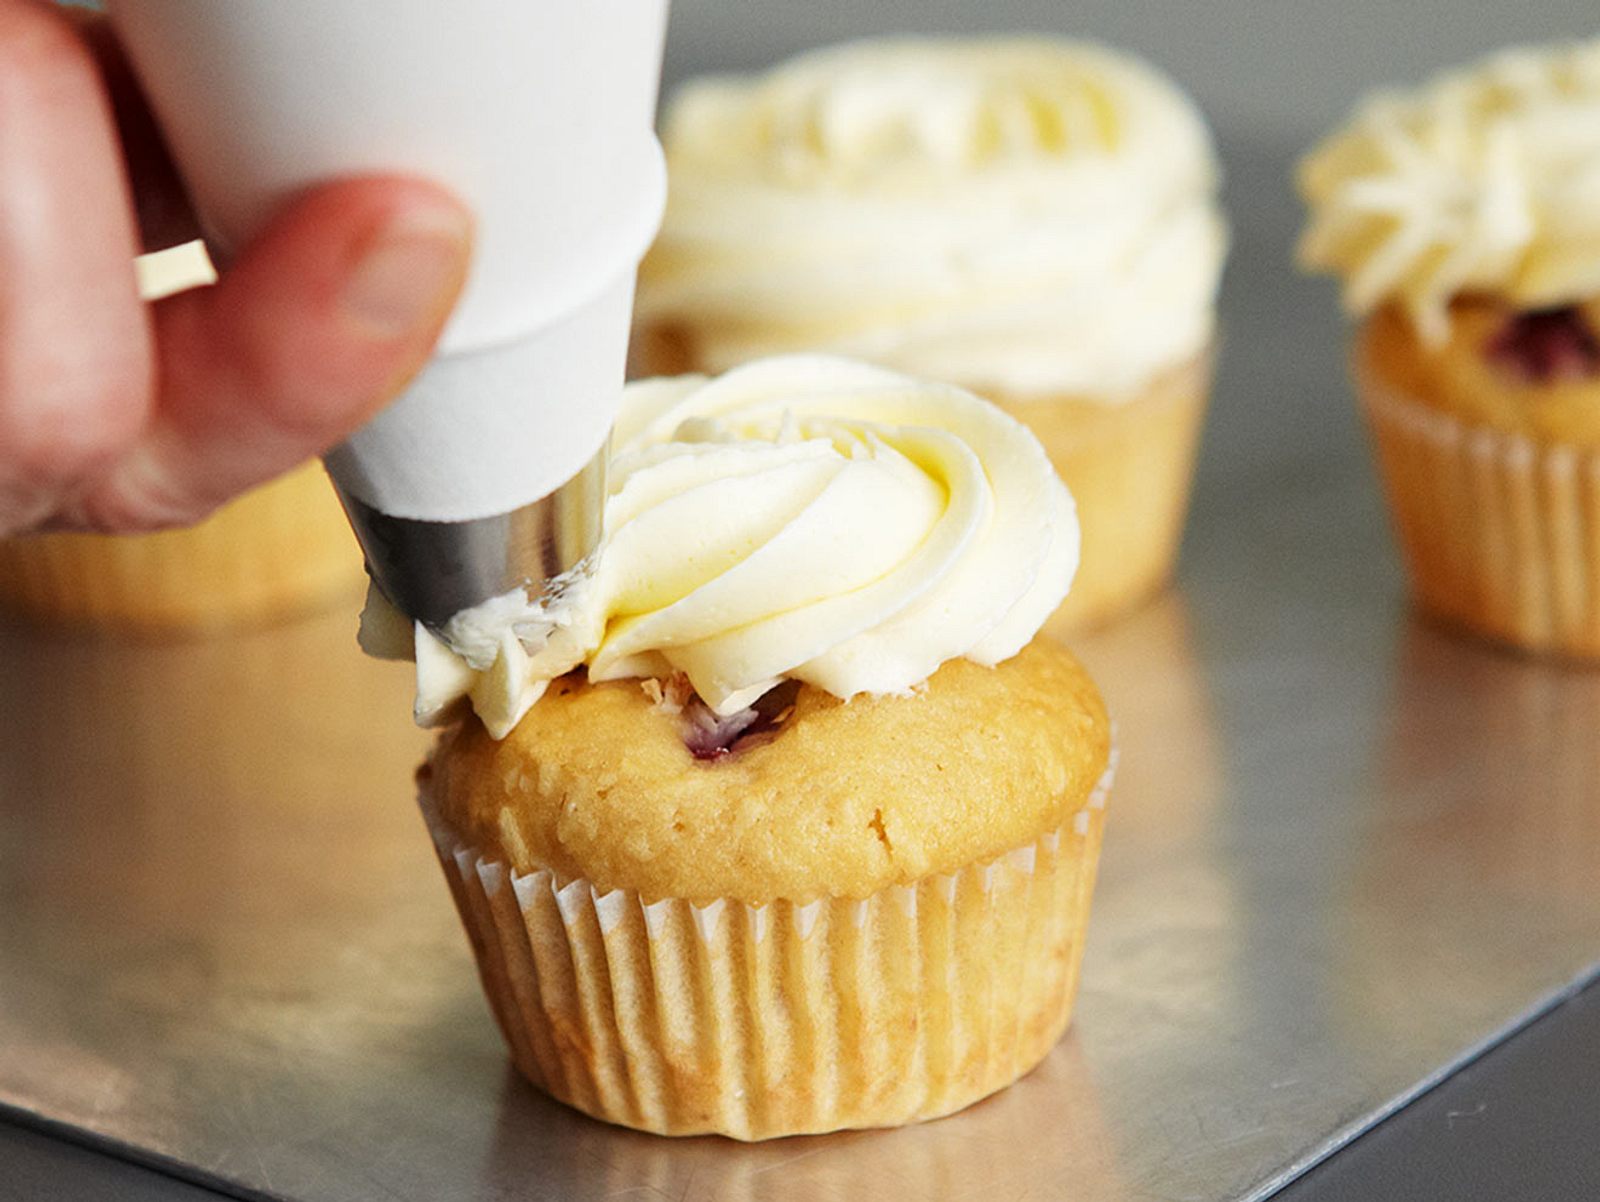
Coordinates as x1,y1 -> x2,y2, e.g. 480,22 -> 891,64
371,355 -> 1113,1139
1299,40 -> 1600,657
633,37 -> 1228,632
0,242 -> 366,632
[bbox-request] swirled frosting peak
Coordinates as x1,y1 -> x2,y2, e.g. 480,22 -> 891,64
1299,39 -> 1600,342
638,37 -> 1226,400
668,39 -> 1162,184
361,356 -> 1078,737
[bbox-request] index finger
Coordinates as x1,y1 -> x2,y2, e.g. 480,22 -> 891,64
0,0 -> 153,529
59,4 -> 198,253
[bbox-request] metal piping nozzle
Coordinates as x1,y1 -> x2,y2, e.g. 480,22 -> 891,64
337,441 -> 607,632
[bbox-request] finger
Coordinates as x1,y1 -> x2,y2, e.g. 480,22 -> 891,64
58,6 -> 199,252
0,0 -> 150,534
61,176 -> 473,532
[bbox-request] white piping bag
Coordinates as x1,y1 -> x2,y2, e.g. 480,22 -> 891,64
107,0 -> 669,627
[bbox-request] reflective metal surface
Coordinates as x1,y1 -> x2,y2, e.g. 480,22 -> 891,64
3,459 -> 1600,1202
6,135 -> 1600,1200
339,441 -> 608,629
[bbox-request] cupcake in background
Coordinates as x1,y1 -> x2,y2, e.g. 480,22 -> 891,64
374,355 -> 1114,1139
0,242 -> 366,633
132,237 -> 215,300
1299,40 -> 1600,657
634,37 -> 1228,632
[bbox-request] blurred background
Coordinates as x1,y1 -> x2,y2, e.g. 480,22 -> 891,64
661,1 -> 1593,145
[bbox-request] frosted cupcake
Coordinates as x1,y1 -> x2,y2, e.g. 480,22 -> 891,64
369,356 -> 1113,1139
0,243 -> 365,632
634,37 -> 1228,632
0,461 -> 364,632
1300,40 -> 1600,657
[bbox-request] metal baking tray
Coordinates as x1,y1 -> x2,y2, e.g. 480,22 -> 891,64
4,142 -> 1600,1202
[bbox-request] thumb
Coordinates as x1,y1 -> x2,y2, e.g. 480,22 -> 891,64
67,176 -> 472,530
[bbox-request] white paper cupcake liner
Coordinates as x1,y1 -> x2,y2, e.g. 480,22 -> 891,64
419,754 -> 1114,1140
1360,376 -> 1600,658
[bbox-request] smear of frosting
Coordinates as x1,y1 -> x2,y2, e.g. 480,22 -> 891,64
362,355 -> 1078,737
636,37 -> 1227,400
1298,39 -> 1600,342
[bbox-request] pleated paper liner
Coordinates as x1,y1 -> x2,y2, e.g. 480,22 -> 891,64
1360,375 -> 1600,658
420,754 -> 1115,1141
0,461 -> 366,633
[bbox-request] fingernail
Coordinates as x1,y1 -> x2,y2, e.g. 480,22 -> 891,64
343,205 -> 471,338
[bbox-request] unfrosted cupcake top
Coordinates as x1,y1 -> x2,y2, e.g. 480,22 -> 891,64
1299,39 -> 1600,343
636,37 -> 1227,400
427,637 -> 1109,902
363,355 -> 1078,737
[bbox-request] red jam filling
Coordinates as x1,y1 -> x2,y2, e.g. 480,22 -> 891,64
1487,306 -> 1600,384
682,680 -> 801,760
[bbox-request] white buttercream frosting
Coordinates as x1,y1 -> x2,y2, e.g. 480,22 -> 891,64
636,37 -> 1227,400
362,355 -> 1078,737
1299,39 -> 1600,343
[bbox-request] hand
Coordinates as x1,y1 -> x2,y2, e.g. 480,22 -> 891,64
0,0 -> 474,538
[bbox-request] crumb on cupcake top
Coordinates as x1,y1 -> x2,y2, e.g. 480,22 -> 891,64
1299,39 -> 1600,343
426,637 -> 1109,904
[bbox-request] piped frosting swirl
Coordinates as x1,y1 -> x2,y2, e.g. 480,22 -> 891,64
362,356 -> 1078,737
636,37 -> 1227,400
1299,39 -> 1600,342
